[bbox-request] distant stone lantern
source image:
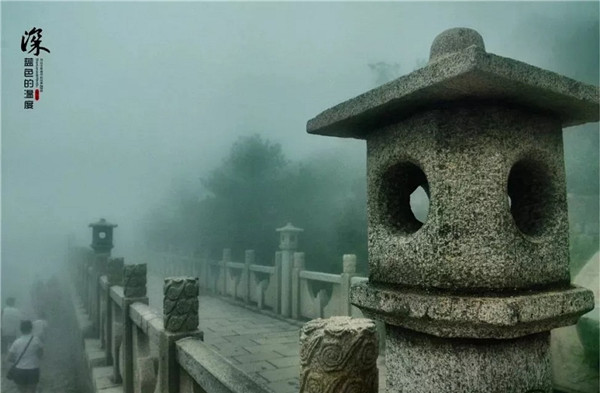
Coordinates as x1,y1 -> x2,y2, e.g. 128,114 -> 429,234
276,222 -> 303,251
89,218 -> 118,254
307,27 -> 597,392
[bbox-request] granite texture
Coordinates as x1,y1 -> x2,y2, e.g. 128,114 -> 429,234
176,337 -> 273,393
385,326 -> 552,393
123,264 -> 147,298
351,281 -> 594,339
429,27 -> 485,63
163,277 -> 199,332
299,317 -> 378,393
306,27 -> 598,392
367,104 -> 569,290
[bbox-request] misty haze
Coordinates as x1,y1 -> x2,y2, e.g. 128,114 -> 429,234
1,2 -> 598,393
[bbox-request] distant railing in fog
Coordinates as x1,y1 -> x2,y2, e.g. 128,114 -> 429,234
147,248 -> 367,321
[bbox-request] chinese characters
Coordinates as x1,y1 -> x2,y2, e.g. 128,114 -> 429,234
21,28 -> 50,56
21,27 -> 49,110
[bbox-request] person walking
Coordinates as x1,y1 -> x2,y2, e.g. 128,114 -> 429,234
2,297 -> 22,354
7,320 -> 43,393
32,312 -> 48,343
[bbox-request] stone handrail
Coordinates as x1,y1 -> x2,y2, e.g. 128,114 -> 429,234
226,261 -> 245,269
129,302 -> 163,344
177,338 -> 272,393
298,270 -> 341,283
70,247 -> 277,393
248,264 -> 274,274
148,250 -> 366,322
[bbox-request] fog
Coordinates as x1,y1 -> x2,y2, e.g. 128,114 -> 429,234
2,2 -> 598,304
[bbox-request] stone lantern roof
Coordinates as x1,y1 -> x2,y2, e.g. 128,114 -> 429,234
276,222 -> 304,233
89,218 -> 118,228
308,27 -> 599,139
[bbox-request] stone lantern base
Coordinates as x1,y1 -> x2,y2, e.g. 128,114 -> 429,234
351,281 -> 594,392
386,327 -> 551,393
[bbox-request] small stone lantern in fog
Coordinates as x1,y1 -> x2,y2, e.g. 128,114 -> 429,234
276,222 -> 304,251
307,27 -> 597,392
89,218 -> 118,254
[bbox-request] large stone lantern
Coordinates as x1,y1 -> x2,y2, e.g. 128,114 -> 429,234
89,218 -> 118,254
307,28 -> 597,392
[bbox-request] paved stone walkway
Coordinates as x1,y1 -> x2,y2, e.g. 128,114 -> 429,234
148,274 -> 386,393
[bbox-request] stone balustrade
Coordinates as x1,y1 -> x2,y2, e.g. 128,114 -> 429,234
69,248 -> 281,393
67,223 -> 379,393
148,249 -> 367,322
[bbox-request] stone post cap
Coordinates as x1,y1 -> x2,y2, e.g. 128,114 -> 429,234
343,254 -> 357,273
123,263 -> 147,298
164,277 -> 199,333
307,27 -> 599,138
300,316 -> 378,368
107,257 -> 124,285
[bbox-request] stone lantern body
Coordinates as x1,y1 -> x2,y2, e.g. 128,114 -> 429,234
89,218 -> 118,254
307,28 -> 597,392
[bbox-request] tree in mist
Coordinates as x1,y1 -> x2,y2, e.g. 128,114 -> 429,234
280,156 -> 368,273
198,134 -> 288,261
144,134 -> 369,273
142,179 -> 203,253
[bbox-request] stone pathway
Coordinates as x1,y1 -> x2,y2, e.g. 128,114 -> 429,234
147,274 -> 386,393
1,278 -> 85,393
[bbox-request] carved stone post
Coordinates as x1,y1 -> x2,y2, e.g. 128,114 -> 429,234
273,251 -> 282,314
88,218 -> 117,338
221,249 -> 231,296
340,254 -> 356,316
243,250 -> 255,303
94,254 -> 109,340
277,223 -> 304,317
160,277 -> 203,393
292,252 -> 305,319
308,27 -> 597,392
122,264 -> 148,393
299,316 -> 378,393
105,257 -> 123,365
201,250 -> 210,291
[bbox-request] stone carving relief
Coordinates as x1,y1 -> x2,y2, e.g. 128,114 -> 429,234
163,277 -> 199,332
123,264 -> 147,298
300,316 -> 378,393
107,257 -> 124,285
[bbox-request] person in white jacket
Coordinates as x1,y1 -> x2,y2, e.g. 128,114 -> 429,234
7,320 -> 44,393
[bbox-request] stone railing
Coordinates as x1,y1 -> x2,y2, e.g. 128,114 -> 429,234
69,248 -> 276,393
147,249 -> 368,322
